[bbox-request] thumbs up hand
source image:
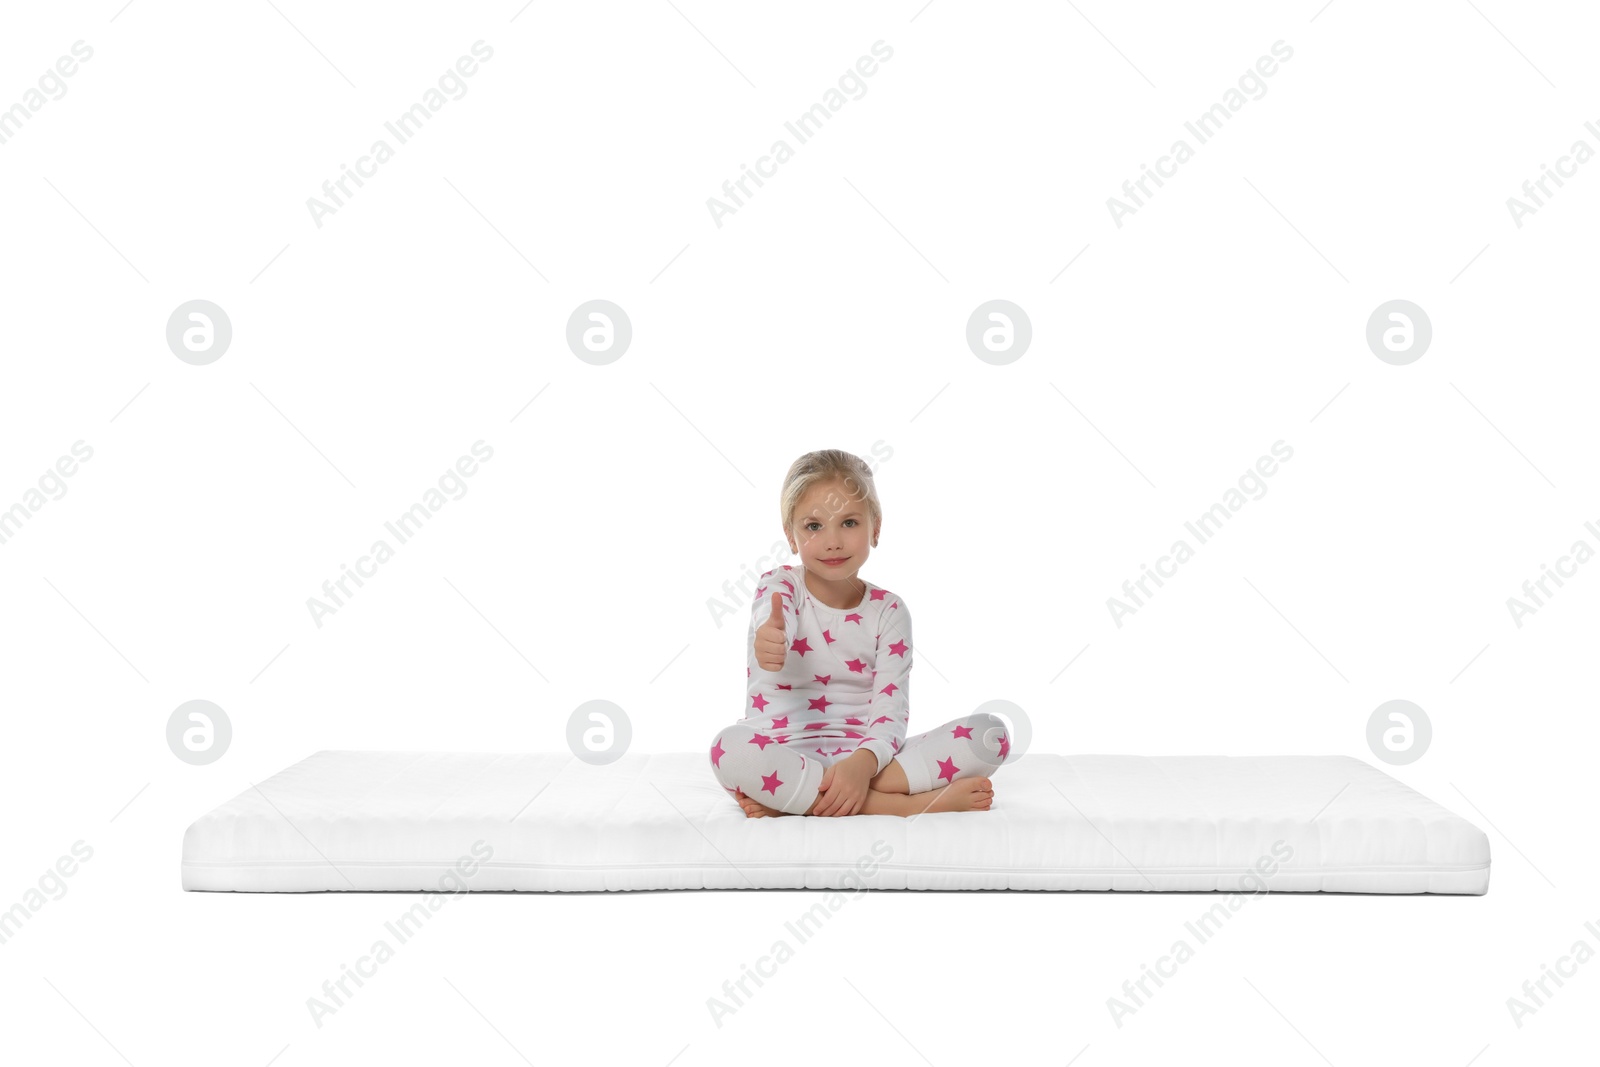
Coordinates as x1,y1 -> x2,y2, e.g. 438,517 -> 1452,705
754,592 -> 788,672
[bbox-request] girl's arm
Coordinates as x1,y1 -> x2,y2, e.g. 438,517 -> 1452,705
749,569 -> 797,673
856,597 -> 912,774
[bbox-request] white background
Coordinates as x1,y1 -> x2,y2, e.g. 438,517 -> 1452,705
2,0 -> 1596,1063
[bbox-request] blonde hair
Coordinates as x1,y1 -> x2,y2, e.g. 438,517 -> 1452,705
779,449 -> 882,541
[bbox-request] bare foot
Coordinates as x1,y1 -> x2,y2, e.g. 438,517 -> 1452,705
738,779 -> 996,819
860,777 -> 994,817
735,788 -> 789,818
908,777 -> 994,815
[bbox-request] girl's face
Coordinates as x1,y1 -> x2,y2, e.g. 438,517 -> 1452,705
787,478 -> 878,580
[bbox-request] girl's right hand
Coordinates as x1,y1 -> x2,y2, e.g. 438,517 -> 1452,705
754,592 -> 788,672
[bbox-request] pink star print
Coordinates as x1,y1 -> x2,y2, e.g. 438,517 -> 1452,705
888,640 -> 909,658
951,724 -> 973,740
880,683 -> 899,697
822,629 -> 835,645
845,658 -> 867,673
771,715 -> 788,728
777,684 -> 793,691
871,715 -> 892,726
937,757 -> 960,783
842,730 -> 864,739
844,613 -> 863,624
998,734 -> 1010,760
814,674 -> 831,685
844,717 -> 864,725
751,693 -> 770,713
761,771 -> 783,795
791,637 -> 812,656
805,721 -> 828,730
870,589 -> 887,601
749,733 -> 775,750
808,695 -> 831,713
710,738 -> 725,767
774,735 -> 790,744
831,747 -> 849,756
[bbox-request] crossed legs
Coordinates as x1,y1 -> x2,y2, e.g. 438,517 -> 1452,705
709,712 -> 1011,819
735,762 -> 993,818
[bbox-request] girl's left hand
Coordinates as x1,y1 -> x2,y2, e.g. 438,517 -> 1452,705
813,753 -> 874,817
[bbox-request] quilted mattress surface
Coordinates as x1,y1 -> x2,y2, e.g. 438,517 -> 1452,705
181,750 -> 1490,894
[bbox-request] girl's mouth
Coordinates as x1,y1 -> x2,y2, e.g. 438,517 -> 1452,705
820,558 -> 848,566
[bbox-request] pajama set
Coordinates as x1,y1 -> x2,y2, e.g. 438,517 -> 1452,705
708,565 -> 1012,814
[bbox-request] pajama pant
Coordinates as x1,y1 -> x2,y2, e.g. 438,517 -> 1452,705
707,712 -> 1012,815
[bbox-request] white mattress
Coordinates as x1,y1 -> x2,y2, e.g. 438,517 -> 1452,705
181,750 -> 1490,894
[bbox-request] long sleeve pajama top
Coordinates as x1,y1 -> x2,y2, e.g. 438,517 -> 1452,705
743,565 -> 913,775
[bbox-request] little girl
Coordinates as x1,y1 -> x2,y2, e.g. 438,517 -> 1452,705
708,449 -> 1011,818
